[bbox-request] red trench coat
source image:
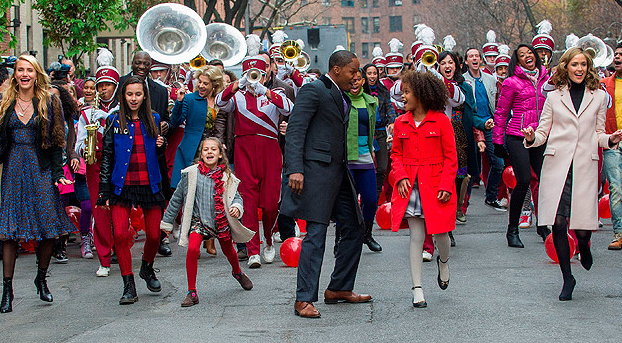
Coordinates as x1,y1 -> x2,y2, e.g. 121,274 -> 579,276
390,110 -> 458,234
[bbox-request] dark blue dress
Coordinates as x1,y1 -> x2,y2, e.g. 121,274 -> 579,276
0,112 -> 74,241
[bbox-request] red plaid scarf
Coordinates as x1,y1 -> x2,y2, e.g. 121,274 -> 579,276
198,162 -> 230,238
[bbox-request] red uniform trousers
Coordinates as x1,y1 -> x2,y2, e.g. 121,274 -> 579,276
111,205 -> 161,276
165,127 -> 185,181
234,135 -> 282,256
86,162 -> 113,267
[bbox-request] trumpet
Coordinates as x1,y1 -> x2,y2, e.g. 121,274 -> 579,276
421,50 -> 437,67
246,68 -> 263,84
280,40 -> 301,62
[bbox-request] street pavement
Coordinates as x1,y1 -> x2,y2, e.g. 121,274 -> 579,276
2,188 -> 622,343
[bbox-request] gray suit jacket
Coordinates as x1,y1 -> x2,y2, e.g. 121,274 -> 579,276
280,75 -> 362,225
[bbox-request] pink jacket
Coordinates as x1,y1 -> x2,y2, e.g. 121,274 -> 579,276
493,65 -> 549,144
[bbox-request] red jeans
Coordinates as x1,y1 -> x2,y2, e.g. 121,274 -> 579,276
111,205 -> 161,276
86,163 -> 113,267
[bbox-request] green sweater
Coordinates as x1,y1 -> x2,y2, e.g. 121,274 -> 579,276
345,91 -> 378,162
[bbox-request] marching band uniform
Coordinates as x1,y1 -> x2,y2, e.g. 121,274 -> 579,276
532,20 -> 555,76
216,55 -> 293,267
482,30 -> 499,76
75,65 -> 119,277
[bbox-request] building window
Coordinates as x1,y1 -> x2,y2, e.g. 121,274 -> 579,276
389,16 -> 402,32
341,0 -> 354,6
372,0 -> 379,7
389,0 -> 402,6
323,16 -> 332,25
413,14 -> 421,26
362,42 -> 369,59
412,0 -> 419,3
322,0 -> 330,6
372,17 -> 380,33
361,17 -> 369,33
360,0 -> 368,7
350,42 -> 355,53
342,17 -> 355,33
373,42 -> 381,49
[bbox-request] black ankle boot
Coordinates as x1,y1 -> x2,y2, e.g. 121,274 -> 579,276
34,268 -> 53,302
139,260 -> 161,292
536,226 -> 551,242
1,277 -> 13,313
363,221 -> 382,252
158,231 -> 172,257
559,275 -> 576,301
578,243 -> 593,271
119,274 -> 138,305
506,226 -> 524,248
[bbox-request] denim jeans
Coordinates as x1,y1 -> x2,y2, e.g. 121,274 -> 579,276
483,130 -> 503,202
603,148 -> 622,234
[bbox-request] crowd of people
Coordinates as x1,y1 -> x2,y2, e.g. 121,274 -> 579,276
0,16 -> 621,317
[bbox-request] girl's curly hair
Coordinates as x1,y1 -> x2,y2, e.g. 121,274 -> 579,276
401,70 -> 448,112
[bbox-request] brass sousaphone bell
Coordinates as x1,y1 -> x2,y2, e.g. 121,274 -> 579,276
136,3 -> 207,65
280,40 -> 302,62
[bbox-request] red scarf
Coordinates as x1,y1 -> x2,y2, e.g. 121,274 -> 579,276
198,162 -> 230,238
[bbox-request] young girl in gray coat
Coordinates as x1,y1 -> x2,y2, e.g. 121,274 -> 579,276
161,137 -> 255,307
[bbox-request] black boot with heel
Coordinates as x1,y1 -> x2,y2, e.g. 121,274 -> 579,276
506,225 -> 524,248
34,268 -> 53,302
1,277 -> 13,313
364,221 -> 382,252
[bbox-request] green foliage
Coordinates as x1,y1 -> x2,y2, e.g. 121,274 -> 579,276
32,0 -> 130,65
0,0 -> 24,52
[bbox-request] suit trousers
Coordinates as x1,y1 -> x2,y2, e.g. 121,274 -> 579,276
296,179 -> 364,302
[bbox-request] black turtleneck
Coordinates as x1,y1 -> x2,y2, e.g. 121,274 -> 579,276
569,80 -> 585,113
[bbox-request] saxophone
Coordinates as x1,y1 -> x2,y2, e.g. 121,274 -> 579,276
84,94 -> 100,165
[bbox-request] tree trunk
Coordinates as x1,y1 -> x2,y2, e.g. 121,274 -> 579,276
518,0 -> 538,35
184,0 -> 196,11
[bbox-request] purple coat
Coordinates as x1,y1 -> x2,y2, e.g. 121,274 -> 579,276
493,65 -> 549,145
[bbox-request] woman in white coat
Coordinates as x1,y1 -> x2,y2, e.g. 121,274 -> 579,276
523,47 -> 622,301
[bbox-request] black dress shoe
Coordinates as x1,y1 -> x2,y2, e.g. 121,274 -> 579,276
139,260 -> 161,292
34,268 -> 53,302
436,256 -> 449,290
412,286 -> 427,308
120,274 -> 138,305
1,277 -> 13,313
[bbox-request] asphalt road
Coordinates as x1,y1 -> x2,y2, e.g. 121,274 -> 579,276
1,189 -> 621,343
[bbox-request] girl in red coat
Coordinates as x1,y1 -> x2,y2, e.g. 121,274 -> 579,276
390,71 -> 458,308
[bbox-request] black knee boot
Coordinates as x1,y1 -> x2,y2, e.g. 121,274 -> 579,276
120,274 -> 138,305
34,268 -> 53,302
506,225 -> 524,248
363,221 -> 382,252
1,277 -> 13,313
139,260 -> 161,292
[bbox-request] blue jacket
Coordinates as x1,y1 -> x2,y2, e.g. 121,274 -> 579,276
99,111 -> 162,197
170,92 -> 211,188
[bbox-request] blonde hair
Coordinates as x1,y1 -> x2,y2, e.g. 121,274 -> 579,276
550,47 -> 600,91
193,66 -> 225,98
0,55 -> 51,124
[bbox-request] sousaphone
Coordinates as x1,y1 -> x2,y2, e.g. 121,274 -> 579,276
136,3 -> 207,65
201,23 -> 247,67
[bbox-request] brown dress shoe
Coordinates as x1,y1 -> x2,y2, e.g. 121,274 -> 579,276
608,237 -> 622,250
294,301 -> 321,318
204,239 -> 217,255
233,272 -> 253,290
181,291 -> 199,307
324,290 -> 373,304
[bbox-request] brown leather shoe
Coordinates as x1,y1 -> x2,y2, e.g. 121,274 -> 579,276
324,290 -> 373,304
204,239 -> 217,255
608,238 -> 622,250
294,301 -> 321,318
233,272 -> 253,290
181,290 -> 199,307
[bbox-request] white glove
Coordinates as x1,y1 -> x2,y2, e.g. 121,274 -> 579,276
416,62 -> 426,72
276,65 -> 290,80
238,76 -> 249,89
249,82 -> 267,96
427,66 -> 444,81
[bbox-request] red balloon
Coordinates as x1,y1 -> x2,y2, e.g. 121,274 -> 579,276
130,207 -> 145,232
376,202 -> 392,230
502,166 -> 517,189
544,233 -> 576,263
280,237 -> 302,267
599,194 -> 612,219
296,219 -> 307,234
65,206 -> 81,231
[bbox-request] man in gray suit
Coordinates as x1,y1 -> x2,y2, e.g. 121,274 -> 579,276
280,50 -> 372,318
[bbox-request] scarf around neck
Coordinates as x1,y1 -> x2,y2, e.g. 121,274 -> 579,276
198,162 -> 230,238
